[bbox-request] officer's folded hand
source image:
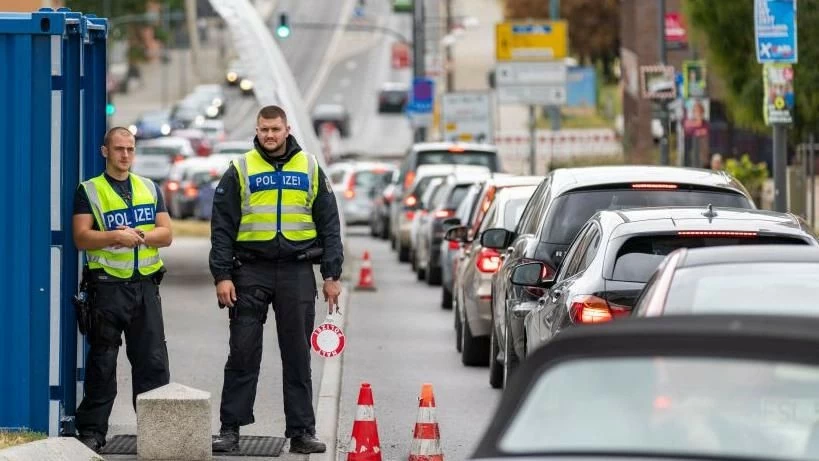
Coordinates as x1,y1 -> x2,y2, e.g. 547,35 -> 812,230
114,226 -> 145,248
216,280 -> 237,308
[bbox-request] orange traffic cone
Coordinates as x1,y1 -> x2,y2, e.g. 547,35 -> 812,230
408,383 -> 443,461
347,382 -> 382,461
355,250 -> 377,291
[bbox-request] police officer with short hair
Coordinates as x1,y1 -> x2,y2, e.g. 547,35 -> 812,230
72,127 -> 173,452
210,105 -> 343,454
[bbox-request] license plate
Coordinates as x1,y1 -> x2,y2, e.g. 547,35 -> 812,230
760,399 -> 819,424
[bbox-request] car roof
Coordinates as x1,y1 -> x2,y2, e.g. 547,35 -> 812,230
548,166 -> 751,198
678,244 -> 819,267
482,175 -> 542,189
416,164 -> 490,177
596,206 -> 811,238
472,314 -> 819,459
411,142 -> 498,153
495,184 -> 537,201
139,136 -> 191,146
214,141 -> 251,150
381,82 -> 409,91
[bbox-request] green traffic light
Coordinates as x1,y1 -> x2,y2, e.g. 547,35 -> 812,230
276,25 -> 291,38
106,103 -> 116,116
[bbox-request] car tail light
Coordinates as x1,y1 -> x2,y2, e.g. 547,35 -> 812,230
569,295 -> 630,324
631,183 -> 678,189
448,145 -> 466,152
345,173 -> 356,199
677,231 -> 757,237
434,209 -> 454,219
384,190 -> 395,202
523,263 -> 555,297
448,240 -> 460,250
405,210 -> 415,220
166,181 -> 180,192
476,248 -> 502,273
404,195 -> 417,207
172,154 -> 185,163
404,171 -> 416,189
183,182 -> 198,198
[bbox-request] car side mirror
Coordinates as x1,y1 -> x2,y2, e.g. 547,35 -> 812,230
481,228 -> 513,250
445,225 -> 469,242
511,262 -> 555,289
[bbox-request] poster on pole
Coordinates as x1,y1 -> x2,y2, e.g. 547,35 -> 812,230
441,92 -> 494,144
754,0 -> 798,63
682,60 -> 707,98
683,98 -> 710,137
763,63 -> 795,125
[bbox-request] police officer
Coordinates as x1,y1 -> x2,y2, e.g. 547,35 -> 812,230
210,105 -> 343,454
73,127 -> 173,452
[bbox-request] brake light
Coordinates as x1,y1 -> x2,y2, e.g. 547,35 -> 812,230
448,145 -> 466,152
448,240 -> 460,250
166,181 -> 180,192
523,263 -> 555,298
183,183 -> 198,198
654,396 -> 672,410
404,171 -> 416,189
404,195 -> 418,207
569,295 -> 630,324
344,173 -> 356,199
476,248 -> 501,273
384,190 -> 395,202
677,231 -> 757,237
631,183 -> 678,189
405,210 -> 415,220
434,209 -> 454,219
172,154 -> 185,163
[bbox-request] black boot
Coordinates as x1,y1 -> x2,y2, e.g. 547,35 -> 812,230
77,434 -> 104,453
212,425 -> 240,453
289,434 -> 326,454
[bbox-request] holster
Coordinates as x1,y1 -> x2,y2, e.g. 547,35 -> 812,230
73,266 -> 93,336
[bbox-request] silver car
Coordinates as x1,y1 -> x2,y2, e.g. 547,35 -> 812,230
454,186 -> 535,367
439,183 -> 483,309
132,136 -> 195,182
327,161 -> 396,225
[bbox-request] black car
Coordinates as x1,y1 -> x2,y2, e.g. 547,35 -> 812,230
633,245 -> 819,317
482,166 -> 756,389
378,82 -> 410,113
513,206 -> 818,359
471,314 -> 819,460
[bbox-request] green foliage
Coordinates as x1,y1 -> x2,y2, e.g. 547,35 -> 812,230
724,154 -> 770,202
683,1 -> 819,141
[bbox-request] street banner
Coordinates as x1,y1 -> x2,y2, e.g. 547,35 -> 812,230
683,98 -> 710,137
763,63 -> 795,125
682,60 -> 707,98
754,0 -> 798,63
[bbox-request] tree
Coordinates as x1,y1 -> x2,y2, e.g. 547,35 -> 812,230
683,0 -> 819,141
504,0 -> 620,81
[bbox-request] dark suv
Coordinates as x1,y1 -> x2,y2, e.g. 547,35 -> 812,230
481,166 -> 756,388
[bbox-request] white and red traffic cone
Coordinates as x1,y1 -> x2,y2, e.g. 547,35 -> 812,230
347,382 -> 382,461
408,383 -> 443,461
355,250 -> 376,291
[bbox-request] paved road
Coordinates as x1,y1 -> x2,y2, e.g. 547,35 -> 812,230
335,227 -> 501,460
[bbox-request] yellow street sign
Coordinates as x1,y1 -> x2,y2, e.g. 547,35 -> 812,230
496,21 -> 568,61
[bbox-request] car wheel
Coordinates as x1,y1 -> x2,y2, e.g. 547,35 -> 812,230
489,323 -> 503,389
410,249 -> 417,270
454,294 -> 463,352
426,263 -> 442,286
503,317 -> 520,388
442,286 -> 452,310
398,240 -> 409,262
461,312 -> 490,366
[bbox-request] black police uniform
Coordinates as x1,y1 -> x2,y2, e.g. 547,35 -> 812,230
73,173 -> 171,448
209,135 -> 343,448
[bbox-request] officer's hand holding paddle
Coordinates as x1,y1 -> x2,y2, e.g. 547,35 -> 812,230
323,280 -> 341,314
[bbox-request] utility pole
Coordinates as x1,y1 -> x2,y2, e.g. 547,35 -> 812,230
184,0 -> 200,84
547,0 -> 561,132
657,0 -> 670,165
773,124 -> 788,212
412,0 -> 427,142
444,0 -> 453,93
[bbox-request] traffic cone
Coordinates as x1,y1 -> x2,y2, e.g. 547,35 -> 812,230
347,382 -> 382,461
408,383 -> 443,461
354,250 -> 377,291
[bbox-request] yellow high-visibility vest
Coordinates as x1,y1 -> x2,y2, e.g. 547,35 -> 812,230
81,173 -> 163,278
234,149 -> 319,242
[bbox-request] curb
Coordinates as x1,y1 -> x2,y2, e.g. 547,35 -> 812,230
311,283 -> 351,461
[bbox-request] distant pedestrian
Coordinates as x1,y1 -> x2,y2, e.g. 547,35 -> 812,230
210,105 -> 343,454
710,154 -> 723,171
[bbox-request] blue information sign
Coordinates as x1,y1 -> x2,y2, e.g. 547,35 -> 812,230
408,77 -> 434,113
754,0 -> 798,63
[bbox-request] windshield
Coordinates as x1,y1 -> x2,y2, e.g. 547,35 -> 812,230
663,263 -> 819,314
611,235 -> 808,283
417,151 -> 498,171
500,356 -> 819,460
541,189 -> 753,244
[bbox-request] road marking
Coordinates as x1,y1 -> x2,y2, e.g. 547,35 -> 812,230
304,0 -> 358,108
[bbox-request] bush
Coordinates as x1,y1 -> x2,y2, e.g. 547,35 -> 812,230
724,154 -> 769,204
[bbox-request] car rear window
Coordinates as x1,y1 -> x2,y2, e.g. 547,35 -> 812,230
138,146 -> 178,156
611,235 -> 809,282
446,185 -> 471,209
504,198 -> 530,230
541,189 -> 753,244
417,150 -> 498,171
411,175 -> 445,200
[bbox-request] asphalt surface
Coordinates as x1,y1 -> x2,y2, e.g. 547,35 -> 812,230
335,227 -> 501,460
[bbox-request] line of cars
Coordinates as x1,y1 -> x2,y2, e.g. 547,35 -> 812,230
128,82 -> 247,219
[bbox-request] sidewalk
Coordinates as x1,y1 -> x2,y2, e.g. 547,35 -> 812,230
110,0 -> 277,127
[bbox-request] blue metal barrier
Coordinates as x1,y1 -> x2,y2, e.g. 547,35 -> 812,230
0,8 -> 107,435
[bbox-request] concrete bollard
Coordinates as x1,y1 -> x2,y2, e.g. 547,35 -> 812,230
136,382 -> 212,460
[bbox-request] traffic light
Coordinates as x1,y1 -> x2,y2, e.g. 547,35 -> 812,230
276,13 -> 291,38
106,103 -> 116,116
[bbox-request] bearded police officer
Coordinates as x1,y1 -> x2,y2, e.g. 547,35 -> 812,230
72,127 -> 173,452
210,106 -> 343,454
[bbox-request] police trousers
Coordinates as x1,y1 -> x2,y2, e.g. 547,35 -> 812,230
219,260 -> 317,439
75,278 -> 170,443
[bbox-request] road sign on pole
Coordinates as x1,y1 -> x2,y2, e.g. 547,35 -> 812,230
441,92 -> 493,144
408,77 -> 435,128
495,61 -> 567,106
754,0 -> 798,63
495,21 -> 568,61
